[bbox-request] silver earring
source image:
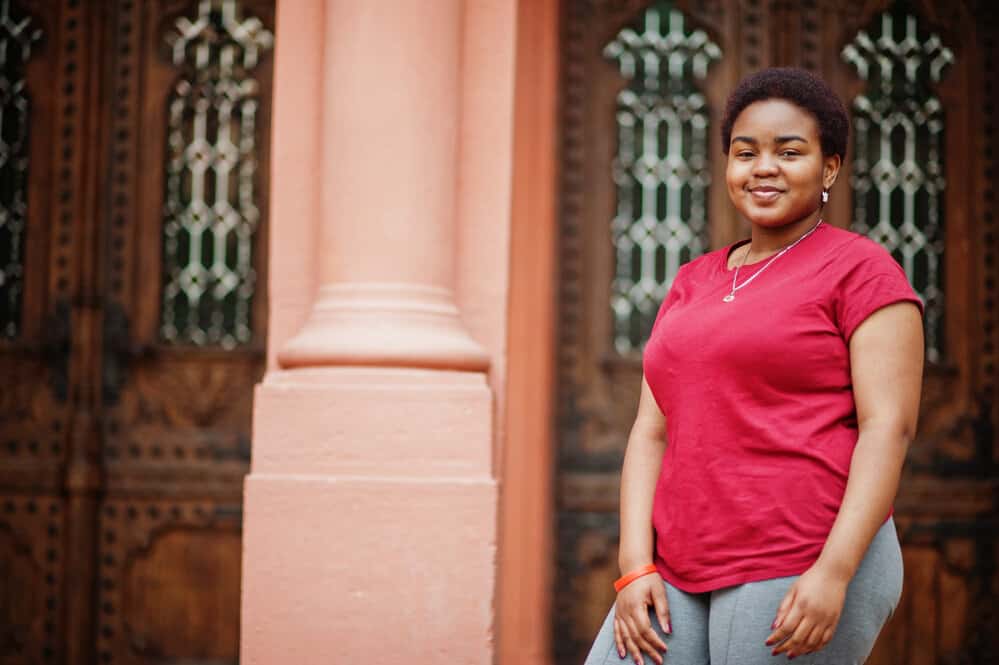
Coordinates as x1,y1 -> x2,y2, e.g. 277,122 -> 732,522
821,189 -> 829,204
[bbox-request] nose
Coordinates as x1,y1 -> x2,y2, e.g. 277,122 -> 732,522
752,152 -> 779,176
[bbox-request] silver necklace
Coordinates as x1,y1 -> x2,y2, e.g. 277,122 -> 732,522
723,219 -> 823,303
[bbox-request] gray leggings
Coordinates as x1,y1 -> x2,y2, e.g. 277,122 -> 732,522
584,519 -> 903,665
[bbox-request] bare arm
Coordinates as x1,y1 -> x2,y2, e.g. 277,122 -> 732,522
614,376 -> 671,665
618,376 -> 668,573
768,300 -> 924,656
816,300 -> 924,578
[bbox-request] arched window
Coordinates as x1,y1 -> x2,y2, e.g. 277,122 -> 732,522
160,0 -> 273,348
603,0 -> 720,354
842,3 -> 953,362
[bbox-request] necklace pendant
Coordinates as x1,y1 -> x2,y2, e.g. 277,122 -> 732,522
722,294 -> 735,303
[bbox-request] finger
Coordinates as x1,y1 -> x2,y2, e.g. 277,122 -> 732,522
789,622 -> 823,656
772,586 -> 796,631
638,608 -> 668,652
622,628 -> 643,665
650,581 -> 672,634
618,620 -> 642,665
773,617 -> 812,656
766,601 -> 802,651
818,626 -> 834,651
620,616 -> 645,665
624,615 -> 663,665
765,604 -> 799,647
613,617 -> 625,659
640,623 -> 666,662
810,619 -> 838,653
802,621 -> 828,653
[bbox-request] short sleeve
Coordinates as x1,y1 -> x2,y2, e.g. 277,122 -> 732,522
651,293 -> 672,332
834,251 -> 924,342
649,264 -> 687,337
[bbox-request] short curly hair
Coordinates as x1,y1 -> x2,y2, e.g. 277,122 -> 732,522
720,67 -> 850,160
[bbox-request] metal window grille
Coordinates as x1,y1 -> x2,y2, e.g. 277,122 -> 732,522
842,4 -> 953,362
0,0 -> 41,339
160,0 -> 273,348
604,1 -> 720,353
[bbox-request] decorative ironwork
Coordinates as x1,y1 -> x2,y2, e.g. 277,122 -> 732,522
842,3 -> 953,362
160,0 -> 272,348
0,0 -> 41,339
603,1 -> 720,354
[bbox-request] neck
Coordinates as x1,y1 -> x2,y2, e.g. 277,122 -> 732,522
747,209 -> 823,257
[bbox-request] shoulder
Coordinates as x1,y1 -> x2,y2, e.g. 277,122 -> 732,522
676,245 -> 729,279
819,224 -> 905,276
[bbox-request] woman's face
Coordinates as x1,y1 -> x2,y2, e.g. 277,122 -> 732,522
725,98 -> 840,229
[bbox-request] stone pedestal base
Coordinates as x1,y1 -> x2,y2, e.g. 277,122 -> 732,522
240,368 -> 497,665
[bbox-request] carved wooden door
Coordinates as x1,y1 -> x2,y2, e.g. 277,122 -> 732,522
555,1 -> 998,663
0,1 -> 273,663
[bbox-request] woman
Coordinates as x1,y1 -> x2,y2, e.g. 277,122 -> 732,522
583,68 -> 924,665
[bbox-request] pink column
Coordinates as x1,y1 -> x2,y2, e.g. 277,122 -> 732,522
277,0 -> 488,371
241,1 -> 498,663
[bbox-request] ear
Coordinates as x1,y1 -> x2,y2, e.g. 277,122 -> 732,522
823,153 -> 842,190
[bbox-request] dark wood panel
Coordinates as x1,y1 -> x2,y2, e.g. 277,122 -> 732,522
0,495 -> 65,665
96,500 -> 242,664
0,2 -> 100,663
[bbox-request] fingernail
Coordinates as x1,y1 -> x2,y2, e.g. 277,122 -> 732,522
765,639 -> 775,646
771,620 -> 777,629
665,621 -> 672,634
772,650 -> 779,657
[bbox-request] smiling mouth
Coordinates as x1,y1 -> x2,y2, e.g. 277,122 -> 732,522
748,187 -> 785,201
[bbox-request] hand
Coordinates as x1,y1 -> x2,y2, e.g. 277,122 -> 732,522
614,572 -> 670,665
766,563 -> 849,658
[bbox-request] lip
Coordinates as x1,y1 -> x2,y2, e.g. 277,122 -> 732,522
747,186 -> 784,202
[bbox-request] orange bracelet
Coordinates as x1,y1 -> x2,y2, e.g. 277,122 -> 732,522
613,563 -> 658,592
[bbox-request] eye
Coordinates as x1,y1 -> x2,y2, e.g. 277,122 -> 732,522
735,150 -> 755,158
779,149 -> 800,157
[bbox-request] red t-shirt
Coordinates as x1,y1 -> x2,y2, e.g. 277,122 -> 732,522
642,222 -> 923,593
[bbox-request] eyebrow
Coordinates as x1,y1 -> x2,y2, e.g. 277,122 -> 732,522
731,135 -> 810,145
